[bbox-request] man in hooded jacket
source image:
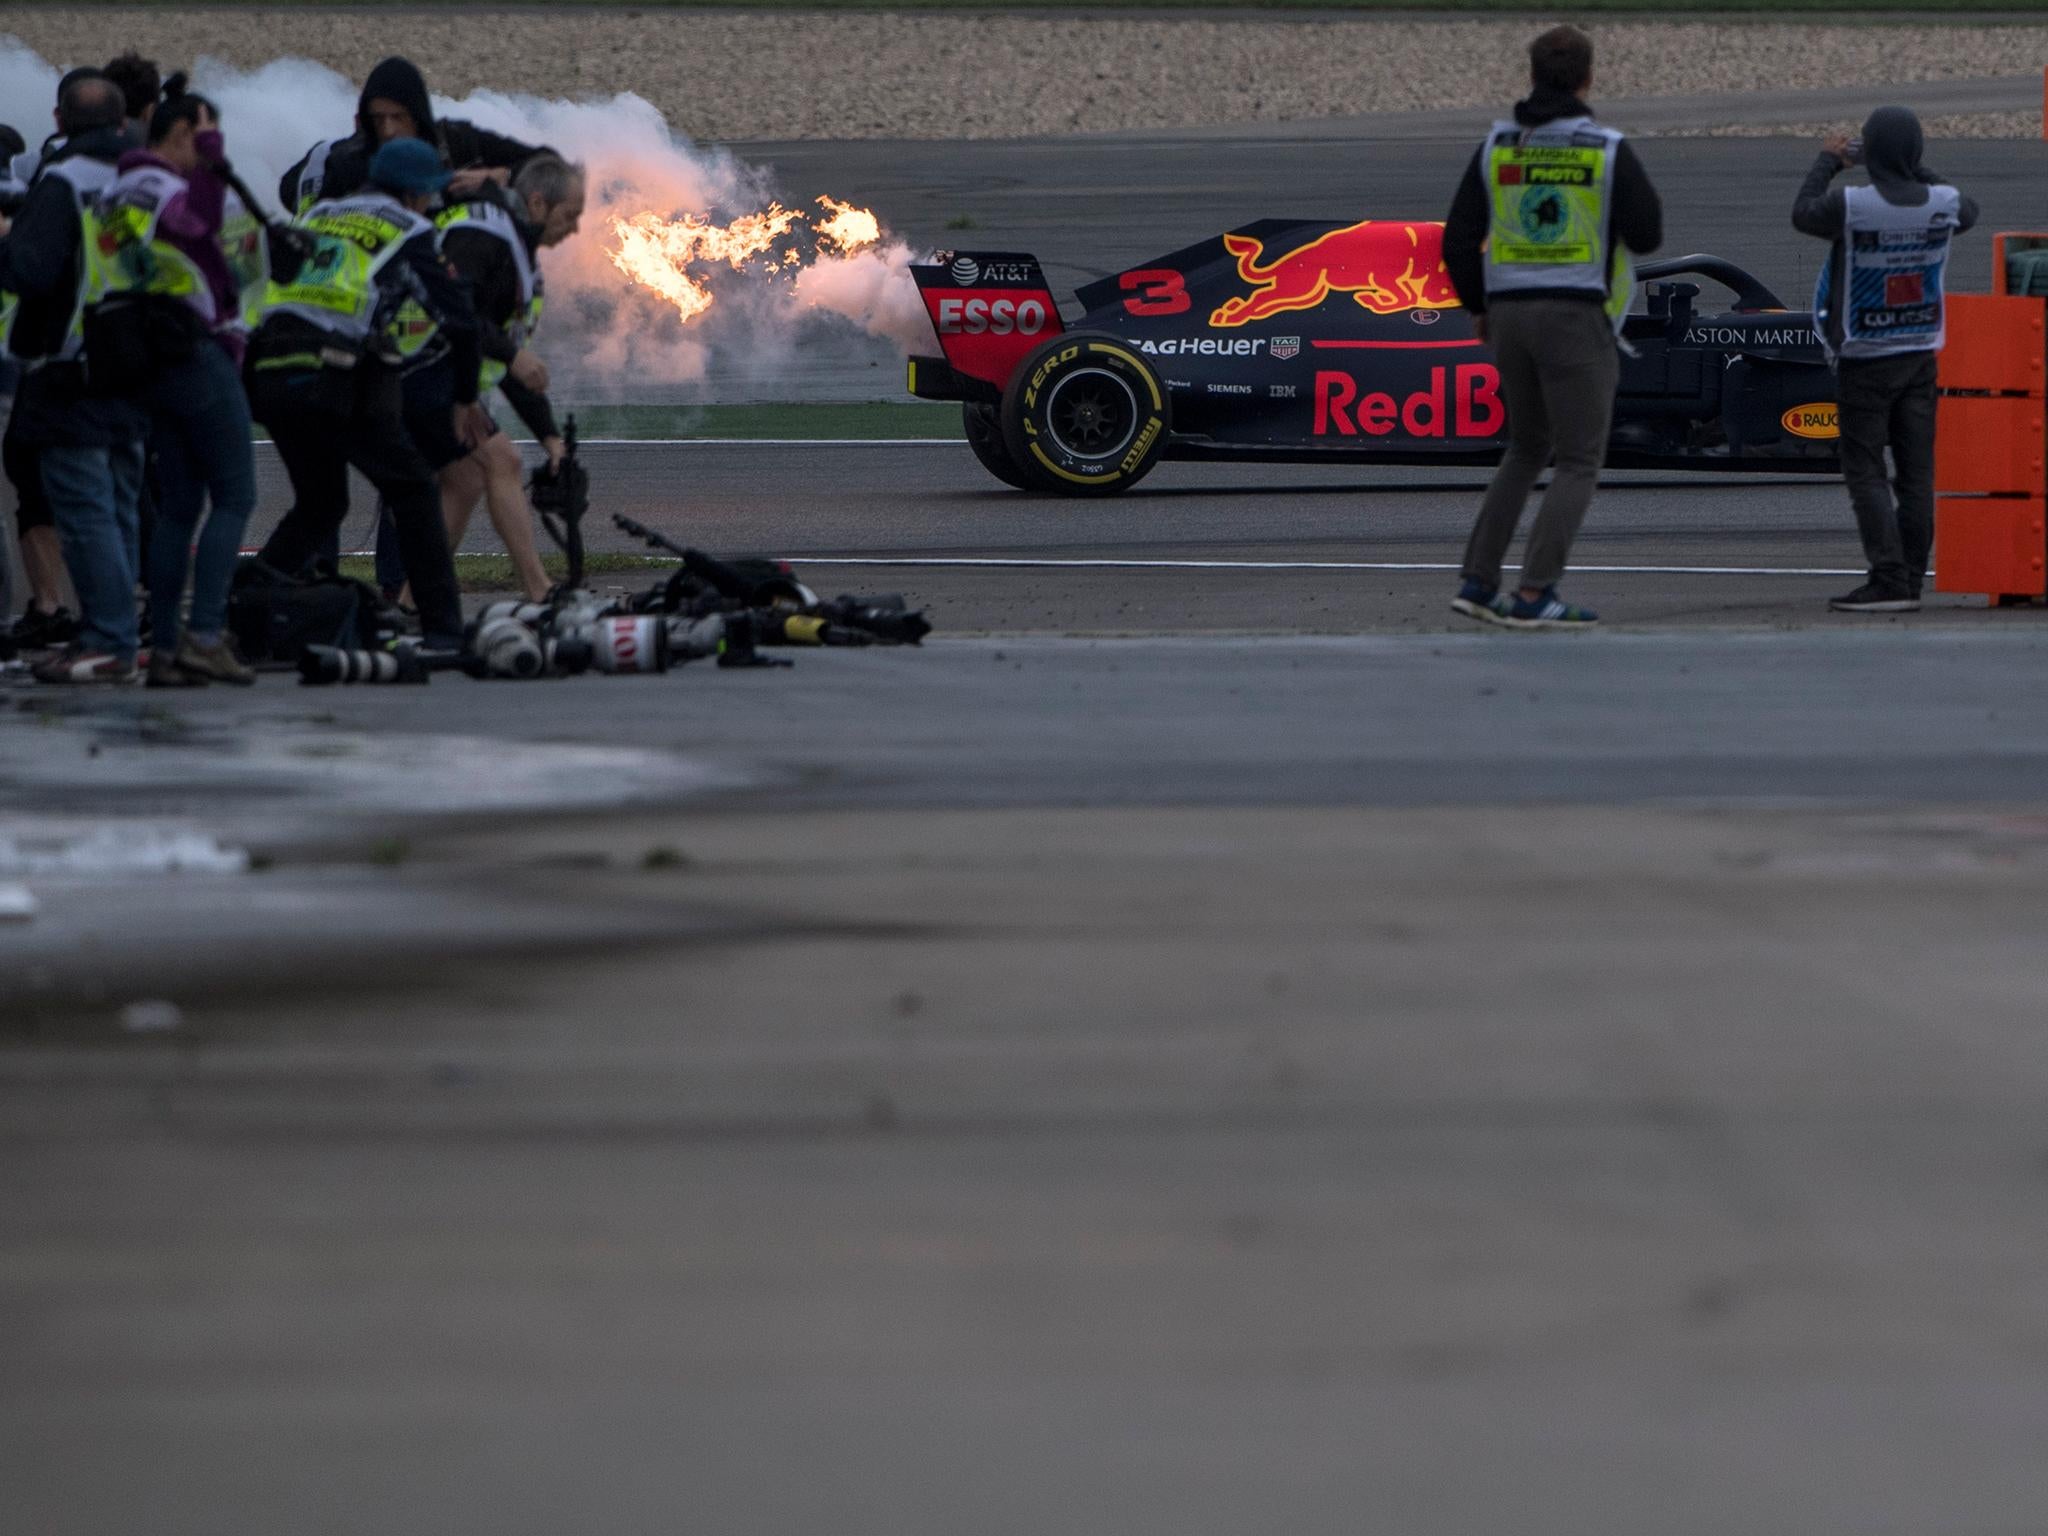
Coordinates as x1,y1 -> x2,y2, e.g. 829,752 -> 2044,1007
1795,106 -> 1977,613
279,57 -> 550,216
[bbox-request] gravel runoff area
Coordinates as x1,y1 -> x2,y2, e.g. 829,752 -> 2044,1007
4,9 -> 2046,141
1703,113 -> 2038,138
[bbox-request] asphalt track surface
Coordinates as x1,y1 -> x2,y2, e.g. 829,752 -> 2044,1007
258,443 -> 1883,630
20,123 -> 2048,1535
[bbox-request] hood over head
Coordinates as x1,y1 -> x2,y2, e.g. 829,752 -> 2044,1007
357,56 -> 437,147
1861,105 -> 1928,205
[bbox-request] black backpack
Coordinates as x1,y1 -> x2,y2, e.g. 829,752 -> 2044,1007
227,561 -> 387,665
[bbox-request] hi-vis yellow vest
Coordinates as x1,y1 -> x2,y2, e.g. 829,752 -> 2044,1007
88,163 -> 221,327
433,198 -> 544,391
1481,114 -> 1633,334
257,191 -> 435,350
219,190 -> 269,330
5,154 -> 120,363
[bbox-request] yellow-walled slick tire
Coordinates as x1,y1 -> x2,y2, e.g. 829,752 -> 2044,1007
999,334 -> 1171,497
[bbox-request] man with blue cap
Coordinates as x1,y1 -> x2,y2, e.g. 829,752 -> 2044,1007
242,135 -> 484,650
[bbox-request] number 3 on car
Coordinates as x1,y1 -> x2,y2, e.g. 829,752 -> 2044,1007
906,228 -> 1840,497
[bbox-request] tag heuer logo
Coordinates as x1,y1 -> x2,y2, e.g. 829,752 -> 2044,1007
948,256 -> 980,286
1270,335 -> 1300,361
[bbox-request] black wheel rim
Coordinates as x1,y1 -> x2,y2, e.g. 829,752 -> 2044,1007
1044,368 -> 1139,461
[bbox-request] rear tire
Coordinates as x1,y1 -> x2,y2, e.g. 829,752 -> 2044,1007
999,333 -> 1170,497
963,402 -> 1034,490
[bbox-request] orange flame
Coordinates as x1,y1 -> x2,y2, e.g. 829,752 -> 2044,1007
813,195 -> 881,255
607,195 -> 887,323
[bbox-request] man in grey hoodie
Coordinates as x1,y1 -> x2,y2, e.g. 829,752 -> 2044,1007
1794,106 -> 1976,613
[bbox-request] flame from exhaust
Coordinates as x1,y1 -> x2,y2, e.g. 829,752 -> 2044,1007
814,195 -> 882,255
608,194 -> 886,324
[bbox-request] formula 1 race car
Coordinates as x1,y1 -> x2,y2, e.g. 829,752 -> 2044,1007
907,220 -> 1840,496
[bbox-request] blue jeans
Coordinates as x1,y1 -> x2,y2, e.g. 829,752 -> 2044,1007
147,344 -> 256,647
42,437 -> 144,660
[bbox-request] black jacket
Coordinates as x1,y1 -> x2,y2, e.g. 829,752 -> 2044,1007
1792,107 -> 1978,355
441,193 -> 560,440
0,128 -> 149,446
280,57 -> 550,212
1442,89 -> 1663,314
390,223 -> 483,406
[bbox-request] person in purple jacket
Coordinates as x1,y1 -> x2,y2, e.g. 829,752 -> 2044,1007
101,76 -> 258,685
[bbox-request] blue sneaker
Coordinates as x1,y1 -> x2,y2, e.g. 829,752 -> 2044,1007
1450,578 -> 1511,624
1503,587 -> 1599,629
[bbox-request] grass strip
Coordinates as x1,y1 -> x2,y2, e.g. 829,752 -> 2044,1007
559,401 -> 962,440
337,551 -> 675,589
255,401 -> 965,445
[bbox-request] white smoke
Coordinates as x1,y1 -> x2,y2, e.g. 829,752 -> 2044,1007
0,39 -> 927,397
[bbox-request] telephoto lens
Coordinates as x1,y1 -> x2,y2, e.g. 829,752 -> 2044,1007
542,635 -> 596,677
473,599 -> 555,630
297,645 -> 431,685
463,615 -> 548,679
554,614 -> 672,674
820,596 -> 932,645
716,610 -> 792,669
664,613 -> 726,663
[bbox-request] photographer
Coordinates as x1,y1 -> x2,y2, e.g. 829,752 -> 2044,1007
247,137 -> 479,652
2,112 -> 77,651
0,123 -> 25,212
0,74 -> 148,683
1795,107 -> 1978,612
281,56 -> 551,215
100,77 -> 257,685
0,121 -> 24,628
101,52 -> 162,146
433,154 -> 585,602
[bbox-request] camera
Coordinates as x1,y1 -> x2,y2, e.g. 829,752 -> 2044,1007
462,614 -> 594,679
298,643 -> 431,686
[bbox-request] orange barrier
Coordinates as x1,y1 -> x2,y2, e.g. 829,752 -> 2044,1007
1934,281 -> 2048,603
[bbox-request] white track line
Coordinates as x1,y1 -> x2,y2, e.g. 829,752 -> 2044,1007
249,438 -> 959,449
783,557 -> 1869,577
573,438 -> 960,447
283,553 -> 1863,577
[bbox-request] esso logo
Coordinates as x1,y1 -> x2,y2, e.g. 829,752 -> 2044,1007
935,297 -> 1048,337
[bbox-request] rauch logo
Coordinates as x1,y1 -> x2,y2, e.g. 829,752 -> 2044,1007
1781,402 -> 1839,440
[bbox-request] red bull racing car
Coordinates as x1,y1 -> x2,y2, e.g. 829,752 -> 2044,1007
907,219 -> 1840,496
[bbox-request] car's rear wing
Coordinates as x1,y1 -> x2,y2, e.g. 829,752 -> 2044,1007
908,251 -> 1063,399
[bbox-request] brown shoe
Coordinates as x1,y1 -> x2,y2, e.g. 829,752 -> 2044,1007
146,650 -> 208,688
177,634 -> 256,686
